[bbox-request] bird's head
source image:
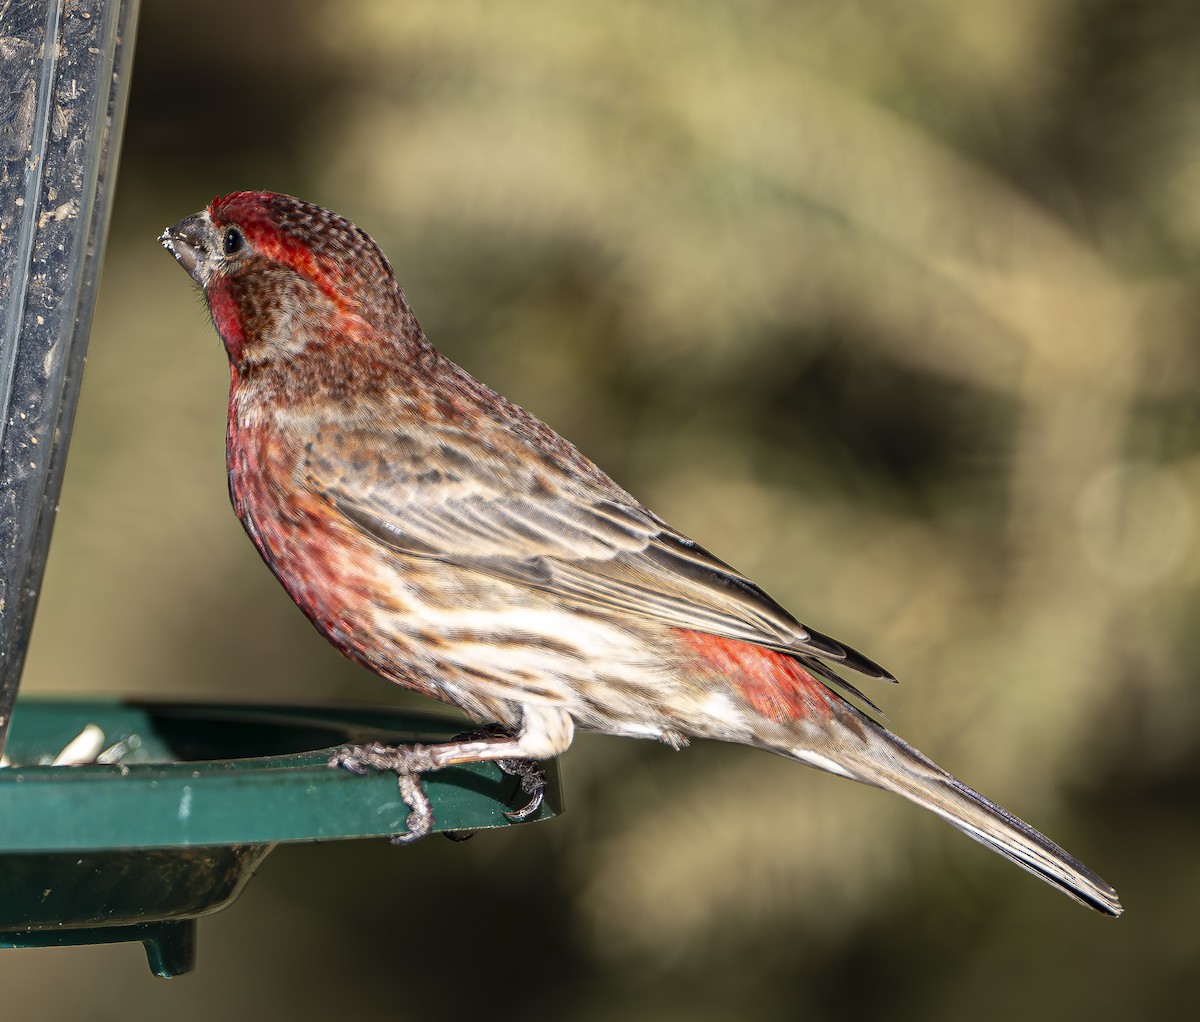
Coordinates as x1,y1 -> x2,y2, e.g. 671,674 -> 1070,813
160,191 -> 401,369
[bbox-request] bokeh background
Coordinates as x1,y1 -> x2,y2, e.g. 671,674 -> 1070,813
5,0 -> 1200,1017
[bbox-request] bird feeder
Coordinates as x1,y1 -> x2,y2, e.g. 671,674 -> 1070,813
0,0 -> 562,977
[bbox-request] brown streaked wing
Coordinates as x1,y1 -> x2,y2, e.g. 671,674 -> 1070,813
303,424 -> 894,683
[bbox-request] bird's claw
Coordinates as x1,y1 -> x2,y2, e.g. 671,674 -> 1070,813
392,773 -> 435,844
496,756 -> 547,821
441,758 -> 544,840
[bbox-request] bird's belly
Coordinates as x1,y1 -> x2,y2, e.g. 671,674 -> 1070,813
241,493 -> 690,734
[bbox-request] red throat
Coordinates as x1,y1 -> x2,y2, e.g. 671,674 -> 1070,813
674,629 -> 836,723
207,277 -> 246,362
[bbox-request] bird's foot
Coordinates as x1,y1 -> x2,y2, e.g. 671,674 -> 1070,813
328,729 -> 548,843
329,741 -> 440,843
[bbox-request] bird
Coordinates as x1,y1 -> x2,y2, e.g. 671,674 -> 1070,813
160,190 -> 1121,916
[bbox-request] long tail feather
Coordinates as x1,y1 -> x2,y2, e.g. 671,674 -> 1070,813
784,715 -> 1123,916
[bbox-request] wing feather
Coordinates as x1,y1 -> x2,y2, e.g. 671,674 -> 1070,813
305,422 -> 894,685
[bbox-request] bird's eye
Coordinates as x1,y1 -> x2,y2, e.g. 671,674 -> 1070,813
223,227 -> 245,256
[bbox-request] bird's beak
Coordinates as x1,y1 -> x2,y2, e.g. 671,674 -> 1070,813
159,211 -> 218,288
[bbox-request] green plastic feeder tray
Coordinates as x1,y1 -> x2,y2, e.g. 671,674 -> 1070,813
0,698 -> 563,976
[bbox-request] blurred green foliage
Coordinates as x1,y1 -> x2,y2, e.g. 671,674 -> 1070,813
7,0 -> 1200,1017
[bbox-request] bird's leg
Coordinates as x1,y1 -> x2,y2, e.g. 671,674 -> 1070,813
329,707 -> 572,842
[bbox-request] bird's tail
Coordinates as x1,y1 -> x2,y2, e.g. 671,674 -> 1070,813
672,627 -> 1120,914
780,710 -> 1123,916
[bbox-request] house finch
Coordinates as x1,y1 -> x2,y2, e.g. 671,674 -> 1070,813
160,191 -> 1121,916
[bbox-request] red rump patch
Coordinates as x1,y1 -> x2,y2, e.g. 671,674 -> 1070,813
674,629 -> 836,723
